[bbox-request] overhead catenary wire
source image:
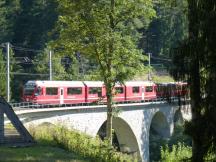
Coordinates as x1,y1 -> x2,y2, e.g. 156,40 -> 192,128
11,45 -> 43,53
151,56 -> 172,62
1,44 -> 172,77
0,72 -> 50,76
2,44 -> 173,68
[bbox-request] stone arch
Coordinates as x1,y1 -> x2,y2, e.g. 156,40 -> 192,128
149,111 -> 171,162
174,109 -> 184,125
150,111 -> 170,138
96,117 -> 141,159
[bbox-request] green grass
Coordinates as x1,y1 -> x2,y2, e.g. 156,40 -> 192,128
0,145 -> 88,162
0,124 -> 136,162
29,124 -> 136,162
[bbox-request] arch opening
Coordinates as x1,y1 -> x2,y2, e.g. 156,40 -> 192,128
174,109 -> 184,126
171,109 -> 191,147
149,111 -> 170,162
97,117 -> 141,160
97,121 -> 120,151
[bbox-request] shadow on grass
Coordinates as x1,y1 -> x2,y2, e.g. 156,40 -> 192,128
0,143 -> 89,162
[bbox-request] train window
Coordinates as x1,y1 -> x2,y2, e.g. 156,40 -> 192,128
156,86 -> 161,92
34,87 -> 42,96
115,87 -> 124,94
132,87 -> 140,93
145,86 -> 153,92
182,85 -> 187,91
89,87 -> 101,94
24,89 -> 34,95
24,83 -> 36,89
46,87 -> 58,95
67,87 -> 82,95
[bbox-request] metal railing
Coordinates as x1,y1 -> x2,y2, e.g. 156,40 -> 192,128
9,97 -> 190,109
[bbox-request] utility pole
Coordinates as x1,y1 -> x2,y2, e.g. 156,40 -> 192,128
6,42 -> 10,102
148,53 -> 151,81
49,50 -> 52,80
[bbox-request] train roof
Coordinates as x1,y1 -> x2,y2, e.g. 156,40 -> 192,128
125,81 -> 155,86
156,82 -> 187,85
26,80 -> 85,87
83,81 -> 104,87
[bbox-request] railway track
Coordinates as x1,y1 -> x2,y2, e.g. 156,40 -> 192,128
10,97 -> 189,110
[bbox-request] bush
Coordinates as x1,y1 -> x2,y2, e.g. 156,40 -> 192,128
160,142 -> 216,162
29,124 -> 136,162
160,143 -> 192,162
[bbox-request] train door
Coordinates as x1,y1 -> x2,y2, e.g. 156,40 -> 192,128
60,88 -> 64,104
141,86 -> 145,100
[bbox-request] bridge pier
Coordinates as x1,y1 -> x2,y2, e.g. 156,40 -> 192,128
0,108 -> 4,143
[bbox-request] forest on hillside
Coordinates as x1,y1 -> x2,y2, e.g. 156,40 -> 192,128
1,1 -> 216,161
0,0 -> 187,101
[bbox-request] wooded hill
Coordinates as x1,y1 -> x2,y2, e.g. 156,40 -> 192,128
0,0 -> 187,101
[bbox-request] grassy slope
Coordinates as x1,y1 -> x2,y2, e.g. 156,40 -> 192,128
0,145 -> 88,162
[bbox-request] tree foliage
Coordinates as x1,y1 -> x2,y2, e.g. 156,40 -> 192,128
0,50 -> 6,97
52,0 -> 155,144
0,47 -> 21,101
171,0 -> 216,161
12,0 -> 58,51
33,49 -> 68,80
139,0 -> 188,69
0,0 -> 20,43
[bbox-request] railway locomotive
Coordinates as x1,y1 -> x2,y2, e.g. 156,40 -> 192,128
22,80 -> 188,105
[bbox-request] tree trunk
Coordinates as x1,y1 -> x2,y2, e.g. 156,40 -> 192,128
105,0 -> 115,146
190,43 -> 205,162
106,84 -> 113,145
188,0 -> 205,161
190,35 -> 205,162
190,69 -> 205,162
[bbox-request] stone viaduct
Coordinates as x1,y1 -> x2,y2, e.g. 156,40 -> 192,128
11,101 -> 191,162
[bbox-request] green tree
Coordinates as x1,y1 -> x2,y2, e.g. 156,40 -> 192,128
34,48 -> 68,80
171,0 -> 216,161
10,48 -> 24,102
12,0 -> 58,51
139,0 -> 188,68
0,0 -> 20,43
52,0 -> 155,144
0,46 -> 20,101
0,50 -> 6,97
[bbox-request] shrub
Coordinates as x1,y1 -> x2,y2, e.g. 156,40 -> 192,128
29,124 -> 136,162
160,143 -> 192,162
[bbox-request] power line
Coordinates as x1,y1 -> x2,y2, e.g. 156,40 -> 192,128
151,56 -> 172,62
0,72 -> 49,76
11,45 -> 42,53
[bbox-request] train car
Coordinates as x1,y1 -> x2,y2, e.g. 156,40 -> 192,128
124,81 -> 157,101
175,82 -> 188,97
156,82 -> 188,100
113,83 -> 126,102
83,81 -> 106,103
156,83 -> 167,98
22,80 -> 187,105
22,80 -> 86,104
156,82 -> 177,99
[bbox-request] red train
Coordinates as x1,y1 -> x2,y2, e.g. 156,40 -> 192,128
22,80 -> 188,105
